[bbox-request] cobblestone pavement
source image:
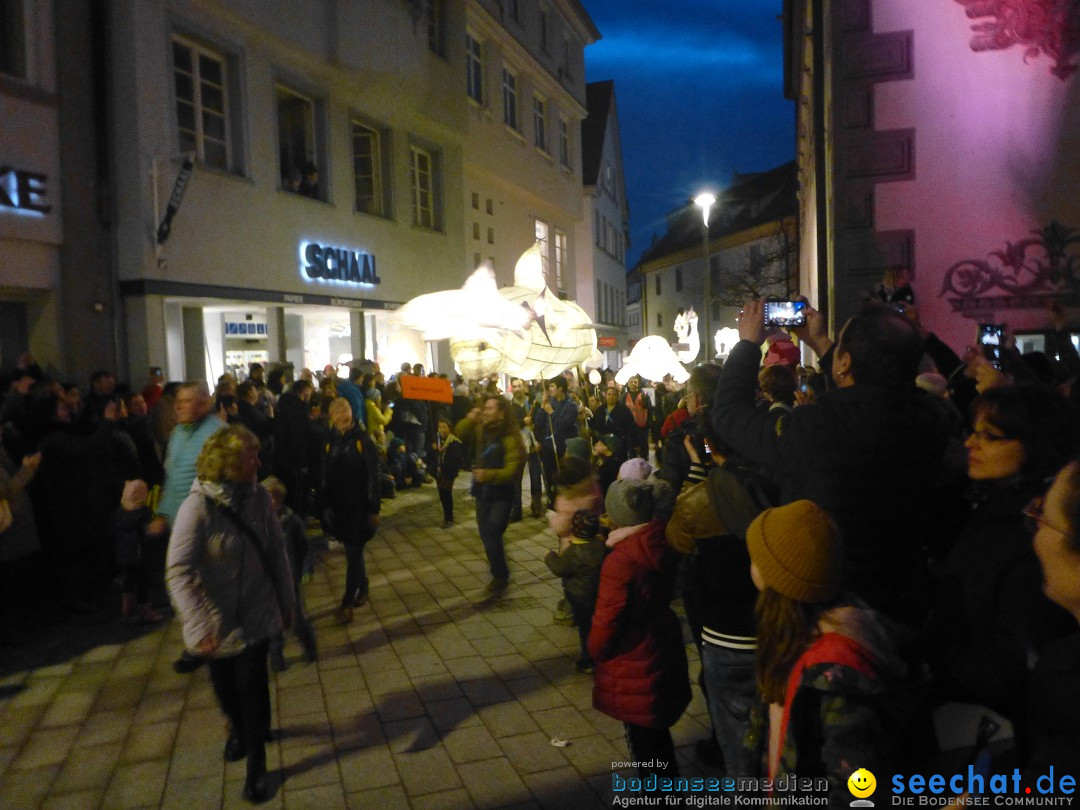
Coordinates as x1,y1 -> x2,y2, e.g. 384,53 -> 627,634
0,480 -> 716,809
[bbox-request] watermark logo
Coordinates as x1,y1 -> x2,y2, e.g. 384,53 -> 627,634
849,768 -> 877,807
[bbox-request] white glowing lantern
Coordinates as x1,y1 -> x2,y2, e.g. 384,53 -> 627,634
672,308 -> 700,363
714,327 -> 741,359
588,369 -> 601,385
616,335 -> 690,385
392,264 -> 531,341
447,243 -> 597,379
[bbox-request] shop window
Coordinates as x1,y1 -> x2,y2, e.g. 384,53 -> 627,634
465,32 -> 483,103
173,36 -> 236,171
502,67 -> 518,130
277,84 -> 321,198
0,0 -> 25,79
535,219 -> 550,282
352,120 -> 389,217
533,96 -> 547,152
424,0 -> 445,56
554,230 -> 567,293
559,117 -> 570,168
409,141 -> 442,230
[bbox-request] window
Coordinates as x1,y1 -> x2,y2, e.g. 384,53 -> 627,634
675,267 -> 683,292
533,96 -> 547,152
595,280 -> 601,321
173,37 -> 231,170
471,192 -> 480,209
465,32 -> 483,103
487,226 -> 494,245
535,219 -> 550,281
410,143 -> 440,230
486,198 -> 493,215
594,210 -> 602,247
711,300 -> 720,320
562,33 -> 573,79
502,68 -> 518,130
602,161 -> 617,201
277,85 -> 317,196
709,255 -> 720,287
424,0 -> 444,55
655,274 -> 661,296
657,312 -> 663,328
474,252 -> 482,268
352,121 -> 387,216
554,230 -> 567,292
472,222 -> 480,240
0,0 -> 25,78
509,0 -> 520,22
559,117 -> 570,168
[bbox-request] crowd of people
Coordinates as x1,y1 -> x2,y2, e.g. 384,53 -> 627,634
3,294 -> 1080,802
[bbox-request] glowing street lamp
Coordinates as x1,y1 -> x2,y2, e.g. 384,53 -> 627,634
694,192 -> 717,359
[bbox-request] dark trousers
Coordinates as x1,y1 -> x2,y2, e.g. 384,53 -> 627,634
539,444 -> 558,506
570,601 -> 594,664
438,487 -> 454,522
208,640 -> 271,759
341,540 -> 369,607
511,465 -> 525,520
624,723 -> 679,780
475,497 -> 511,580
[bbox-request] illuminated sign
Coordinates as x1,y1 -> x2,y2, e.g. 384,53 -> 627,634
0,166 -> 51,216
301,241 -> 380,286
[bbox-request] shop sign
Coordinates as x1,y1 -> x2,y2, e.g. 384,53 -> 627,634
597,336 -> 617,348
301,241 -> 380,285
0,165 -> 51,216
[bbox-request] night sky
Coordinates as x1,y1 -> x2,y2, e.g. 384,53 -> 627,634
582,0 -> 794,269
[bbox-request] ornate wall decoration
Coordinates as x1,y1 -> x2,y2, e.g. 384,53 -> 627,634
953,0 -> 1080,79
940,221 -> 1080,305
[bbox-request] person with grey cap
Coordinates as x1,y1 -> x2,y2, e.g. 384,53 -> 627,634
740,499 -> 926,803
589,478 -> 690,782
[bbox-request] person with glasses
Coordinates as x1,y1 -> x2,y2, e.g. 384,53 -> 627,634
1026,460 -> 1080,781
927,384 -> 1078,755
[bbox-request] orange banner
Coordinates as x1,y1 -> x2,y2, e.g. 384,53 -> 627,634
400,375 -> 453,404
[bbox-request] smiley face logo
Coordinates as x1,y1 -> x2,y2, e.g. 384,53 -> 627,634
848,768 -> 877,799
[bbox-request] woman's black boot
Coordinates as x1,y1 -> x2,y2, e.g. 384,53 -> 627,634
242,746 -> 268,803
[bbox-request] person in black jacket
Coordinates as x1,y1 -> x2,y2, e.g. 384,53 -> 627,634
273,380 -> 313,514
433,418 -> 464,528
533,376 -> 578,509
323,397 -> 380,623
589,385 -> 635,463
713,299 -> 950,629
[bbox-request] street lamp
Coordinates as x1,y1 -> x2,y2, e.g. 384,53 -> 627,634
694,192 -> 716,360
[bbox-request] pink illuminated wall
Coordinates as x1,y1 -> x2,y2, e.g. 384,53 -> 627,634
870,0 -> 1080,349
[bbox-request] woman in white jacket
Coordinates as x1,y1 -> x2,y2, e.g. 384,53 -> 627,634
167,425 -> 294,804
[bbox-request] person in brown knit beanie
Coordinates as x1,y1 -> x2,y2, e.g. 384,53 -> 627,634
740,499 -> 927,803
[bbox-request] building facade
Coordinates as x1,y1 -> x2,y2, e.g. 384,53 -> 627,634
576,80 -> 629,369
0,0 -> 64,372
19,0 -> 600,386
785,0 -> 1080,351
634,163 -> 798,362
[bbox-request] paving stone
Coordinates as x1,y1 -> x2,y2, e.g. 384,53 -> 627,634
409,787 -> 475,809
166,739 -> 225,781
561,733 -> 627,777
392,745 -> 461,796
444,655 -> 494,681
442,722 -> 503,764
477,700 -> 541,738
122,719 -> 178,762
92,677 -> 147,711
457,756 -> 530,808
50,741 -> 122,792
530,705 -> 598,740
280,743 -> 340,790
131,688 -> 186,726
344,783 -> 411,810
101,760 -> 169,808
521,764 -> 606,809
10,725 -> 79,770
0,765 -> 61,810
337,744 -> 400,792
424,695 -> 482,732
498,730 -> 572,774
40,788 -> 107,810
160,775 -> 223,810
0,704 -> 46,747
382,716 -> 439,754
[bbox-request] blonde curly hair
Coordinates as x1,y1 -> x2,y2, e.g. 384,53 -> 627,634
196,424 -> 260,483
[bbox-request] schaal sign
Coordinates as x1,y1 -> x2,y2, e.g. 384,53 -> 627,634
301,241 -> 381,285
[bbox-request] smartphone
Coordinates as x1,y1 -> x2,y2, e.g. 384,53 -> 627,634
978,323 -> 1004,369
763,299 -> 807,328
702,437 -> 712,456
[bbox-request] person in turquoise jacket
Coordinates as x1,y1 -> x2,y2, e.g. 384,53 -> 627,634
155,382 -> 226,528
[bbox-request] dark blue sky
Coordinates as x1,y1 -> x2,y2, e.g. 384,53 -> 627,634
582,0 -> 794,268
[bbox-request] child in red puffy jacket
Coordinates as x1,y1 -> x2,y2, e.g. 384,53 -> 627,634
589,478 -> 690,781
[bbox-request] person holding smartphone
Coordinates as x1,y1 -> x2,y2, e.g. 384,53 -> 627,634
712,298 -> 951,630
